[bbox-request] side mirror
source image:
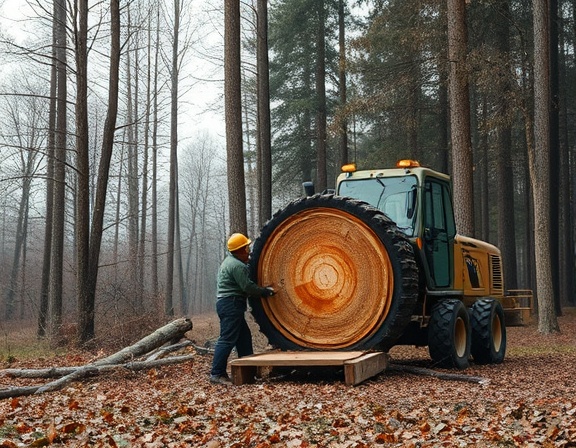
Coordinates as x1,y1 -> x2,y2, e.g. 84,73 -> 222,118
303,181 -> 315,197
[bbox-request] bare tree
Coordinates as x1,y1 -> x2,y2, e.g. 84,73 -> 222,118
74,0 -> 92,343
49,0 -> 68,340
84,0 -> 121,343
38,1 -> 59,337
124,7 -> 141,311
165,0 -> 182,316
139,2 -> 154,310
1,79 -> 45,320
151,2 -> 161,299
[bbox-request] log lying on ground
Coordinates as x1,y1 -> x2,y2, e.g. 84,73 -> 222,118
0,355 -> 194,399
2,339 -> 196,380
0,318 -> 194,398
92,317 -> 193,366
388,363 -> 489,384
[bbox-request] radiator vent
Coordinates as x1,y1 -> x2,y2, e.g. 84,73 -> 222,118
490,254 -> 504,293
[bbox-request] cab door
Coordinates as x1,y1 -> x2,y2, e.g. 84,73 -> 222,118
422,178 -> 456,289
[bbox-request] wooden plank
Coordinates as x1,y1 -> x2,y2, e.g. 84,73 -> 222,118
230,364 -> 257,386
230,351 -> 365,367
230,351 -> 386,386
343,352 -> 388,386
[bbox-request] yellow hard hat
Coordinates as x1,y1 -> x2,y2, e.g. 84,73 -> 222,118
227,233 -> 251,252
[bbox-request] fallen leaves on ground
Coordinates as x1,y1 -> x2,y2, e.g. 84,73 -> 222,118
1,311 -> 575,447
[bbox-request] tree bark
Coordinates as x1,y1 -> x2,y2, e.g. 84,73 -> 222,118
74,0 -> 91,345
225,0 -> 248,235
338,0 -> 348,168
165,0 -> 182,316
549,0 -> 561,314
257,0 -> 272,228
530,0 -> 560,334
446,0 -> 475,237
315,0 -> 327,192
86,0 -> 121,342
38,3 -> 58,337
151,4 -> 161,299
494,0 -> 518,290
49,0 -> 68,341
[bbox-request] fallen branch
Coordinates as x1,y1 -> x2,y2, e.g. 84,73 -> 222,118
0,318 -> 194,398
0,354 -> 194,399
146,340 -> 194,361
191,344 -> 214,355
91,317 -> 193,366
388,363 -> 490,385
1,318 -> 193,380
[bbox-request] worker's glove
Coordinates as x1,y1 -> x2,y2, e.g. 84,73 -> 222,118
264,287 -> 276,297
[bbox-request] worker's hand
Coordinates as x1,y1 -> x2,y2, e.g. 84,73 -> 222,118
264,287 -> 276,297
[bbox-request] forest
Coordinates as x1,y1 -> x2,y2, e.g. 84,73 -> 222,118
0,0 -> 574,345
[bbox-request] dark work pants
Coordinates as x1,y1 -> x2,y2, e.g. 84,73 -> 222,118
210,297 -> 253,377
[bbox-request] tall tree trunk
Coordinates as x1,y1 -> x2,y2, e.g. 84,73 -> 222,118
257,0 -> 272,228
549,0 -> 561,314
338,0 -> 348,167
87,0 -> 121,341
438,71 -> 450,174
113,141 -> 125,270
139,7 -> 153,310
479,98 -> 489,243
74,0 -> 91,344
39,19 -> 57,336
559,7 -> 575,305
166,0 -> 181,316
446,0 -> 474,237
225,0 -> 248,234
243,82 -> 257,234
5,172 -> 32,319
151,3 -> 161,299
530,0 -> 559,334
494,0 -> 518,290
315,0 -> 327,192
125,22 -> 141,311
50,0 -> 68,341
176,186 -> 187,314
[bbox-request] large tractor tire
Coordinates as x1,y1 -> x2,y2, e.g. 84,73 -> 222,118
248,194 -> 418,351
470,299 -> 506,364
428,299 -> 471,369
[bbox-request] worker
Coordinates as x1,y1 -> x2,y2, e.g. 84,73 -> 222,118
209,232 -> 275,384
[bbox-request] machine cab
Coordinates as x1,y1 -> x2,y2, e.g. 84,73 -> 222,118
336,160 -> 456,292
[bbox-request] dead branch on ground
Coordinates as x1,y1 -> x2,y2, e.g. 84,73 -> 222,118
0,318 -> 194,399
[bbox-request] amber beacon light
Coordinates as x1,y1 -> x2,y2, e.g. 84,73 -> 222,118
396,159 -> 420,168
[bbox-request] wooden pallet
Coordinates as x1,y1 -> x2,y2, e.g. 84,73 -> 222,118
230,351 -> 388,386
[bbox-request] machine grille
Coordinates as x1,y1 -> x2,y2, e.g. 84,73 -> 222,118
490,254 -> 504,293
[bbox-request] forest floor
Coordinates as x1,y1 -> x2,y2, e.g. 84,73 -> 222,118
0,309 -> 575,447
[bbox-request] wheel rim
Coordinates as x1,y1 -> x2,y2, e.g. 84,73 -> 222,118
257,207 -> 395,349
454,316 -> 467,358
492,313 -> 502,352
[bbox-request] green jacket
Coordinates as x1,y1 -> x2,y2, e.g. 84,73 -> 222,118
216,253 -> 269,298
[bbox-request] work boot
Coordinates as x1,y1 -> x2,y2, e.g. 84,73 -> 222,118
209,374 -> 231,385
